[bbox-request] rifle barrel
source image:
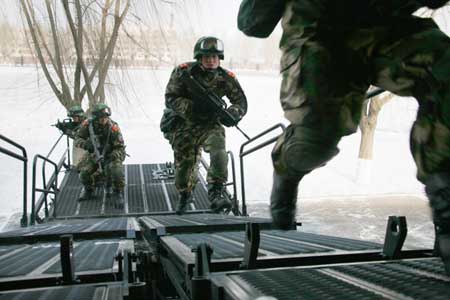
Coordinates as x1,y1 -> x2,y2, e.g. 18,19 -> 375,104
236,125 -> 250,140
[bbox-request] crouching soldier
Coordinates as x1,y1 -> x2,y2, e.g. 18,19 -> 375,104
75,103 -> 126,207
54,105 -> 86,139
54,105 -> 87,168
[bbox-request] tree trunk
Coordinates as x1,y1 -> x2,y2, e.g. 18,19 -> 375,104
356,92 -> 394,184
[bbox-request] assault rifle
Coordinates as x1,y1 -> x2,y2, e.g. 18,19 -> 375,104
182,73 -> 250,140
88,119 -> 105,173
53,118 -> 77,135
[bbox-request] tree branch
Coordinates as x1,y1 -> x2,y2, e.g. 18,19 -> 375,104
45,0 -> 73,105
20,0 -> 64,105
62,0 -> 95,105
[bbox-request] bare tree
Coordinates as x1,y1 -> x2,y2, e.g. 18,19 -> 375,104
19,0 -> 130,110
358,91 -> 394,160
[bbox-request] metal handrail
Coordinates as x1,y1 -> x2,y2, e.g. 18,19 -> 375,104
0,134 -> 28,227
226,151 -> 240,216
199,151 -> 239,215
31,154 -> 59,225
31,133 -> 70,225
239,123 -> 286,216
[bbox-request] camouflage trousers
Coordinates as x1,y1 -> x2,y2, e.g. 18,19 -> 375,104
78,154 -> 125,191
272,18 -> 450,222
169,122 -> 228,193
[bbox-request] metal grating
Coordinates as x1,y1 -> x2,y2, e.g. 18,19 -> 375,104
164,183 -> 181,211
220,231 -> 333,255
0,245 -> 24,254
93,217 -> 129,232
169,233 -> 266,259
145,184 -> 169,212
332,259 -> 450,299
142,164 -> 164,184
127,185 -> 145,213
0,240 -> 121,278
193,183 -> 210,209
78,187 -> 103,215
401,259 -> 448,277
269,230 -> 382,251
232,268 -> 385,300
0,244 -> 60,277
0,283 -> 122,300
63,169 -> 80,186
55,186 -> 81,216
126,164 -> 141,185
0,217 -> 130,240
44,240 -> 119,273
53,164 -> 215,217
142,213 -> 271,228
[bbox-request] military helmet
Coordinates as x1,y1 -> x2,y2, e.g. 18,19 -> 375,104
193,36 -> 224,60
67,105 -> 84,118
91,103 -> 111,119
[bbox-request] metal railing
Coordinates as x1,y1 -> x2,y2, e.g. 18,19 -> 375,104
30,133 -> 70,225
0,135 -> 28,227
200,150 -> 239,215
239,123 -> 286,216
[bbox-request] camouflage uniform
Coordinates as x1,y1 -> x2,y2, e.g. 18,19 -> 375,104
162,61 -> 247,208
54,105 -> 87,168
75,118 -> 126,192
238,0 -> 450,273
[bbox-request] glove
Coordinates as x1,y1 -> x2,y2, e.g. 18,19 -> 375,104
220,107 -> 241,127
84,141 -> 95,153
418,0 -> 448,9
110,151 -> 123,161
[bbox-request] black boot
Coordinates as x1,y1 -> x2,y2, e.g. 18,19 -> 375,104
435,223 -> 450,275
176,191 -> 192,215
270,172 -> 302,230
209,184 -> 232,214
78,187 -> 94,201
112,190 -> 124,209
426,173 -> 450,275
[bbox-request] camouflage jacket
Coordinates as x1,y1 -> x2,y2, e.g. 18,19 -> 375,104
75,118 -> 126,160
162,62 -> 247,130
238,0 -> 439,70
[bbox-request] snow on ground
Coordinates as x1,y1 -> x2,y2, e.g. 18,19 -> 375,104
0,66 -> 432,247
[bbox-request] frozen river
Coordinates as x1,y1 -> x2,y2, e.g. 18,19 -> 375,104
0,66 -> 433,248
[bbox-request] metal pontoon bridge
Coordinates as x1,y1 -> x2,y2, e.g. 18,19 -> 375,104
0,107 -> 448,299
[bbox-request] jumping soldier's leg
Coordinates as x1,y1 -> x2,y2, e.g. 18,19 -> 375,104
203,125 -> 231,212
78,156 -> 98,200
371,22 -> 450,274
272,37 -> 369,229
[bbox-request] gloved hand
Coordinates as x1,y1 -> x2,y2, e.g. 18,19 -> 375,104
418,0 -> 448,9
110,151 -> 123,161
220,107 -> 241,127
84,141 -> 95,153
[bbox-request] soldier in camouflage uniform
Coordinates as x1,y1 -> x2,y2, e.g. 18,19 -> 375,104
238,0 -> 450,273
54,105 -> 87,169
161,36 -> 247,214
75,103 -> 126,207
54,105 -> 86,139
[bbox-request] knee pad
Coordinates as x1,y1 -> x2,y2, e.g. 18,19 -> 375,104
272,125 -> 339,176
